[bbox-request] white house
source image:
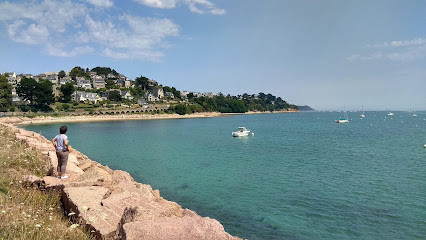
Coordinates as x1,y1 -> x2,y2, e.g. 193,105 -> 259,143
4,72 -> 16,85
74,91 -> 102,103
120,90 -> 133,100
59,76 -> 72,85
77,77 -> 92,89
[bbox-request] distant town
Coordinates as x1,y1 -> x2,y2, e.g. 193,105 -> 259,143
0,66 -> 299,115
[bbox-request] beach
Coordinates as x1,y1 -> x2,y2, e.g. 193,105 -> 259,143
1,109 -> 298,125
0,112 -> 225,125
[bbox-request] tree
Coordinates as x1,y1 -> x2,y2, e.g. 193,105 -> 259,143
130,87 -> 144,99
60,82 -> 76,102
171,87 -> 181,99
34,79 -> 54,107
69,66 -> 87,80
187,92 -> 194,99
17,77 -> 37,105
17,77 -> 54,111
135,76 -> 150,90
58,70 -> 66,79
0,75 -> 12,111
91,67 -> 118,76
108,90 -> 122,102
106,79 -> 119,89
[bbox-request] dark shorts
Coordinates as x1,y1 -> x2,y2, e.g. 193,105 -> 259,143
56,151 -> 69,173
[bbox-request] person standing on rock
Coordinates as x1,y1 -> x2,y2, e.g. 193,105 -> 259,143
52,125 -> 69,179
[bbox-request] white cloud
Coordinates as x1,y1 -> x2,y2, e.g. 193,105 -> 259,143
84,0 -> 114,7
46,43 -> 94,57
346,54 -> 360,61
0,0 -> 181,61
133,0 -> 177,9
0,0 -> 86,44
346,52 -> 382,62
368,37 -> 426,48
389,38 -> 426,47
103,48 -> 164,61
76,15 -> 179,60
133,0 -> 226,15
349,37 -> 426,62
8,21 -> 49,45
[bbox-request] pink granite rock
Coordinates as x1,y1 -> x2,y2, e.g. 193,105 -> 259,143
63,186 -> 120,239
118,208 -> 241,240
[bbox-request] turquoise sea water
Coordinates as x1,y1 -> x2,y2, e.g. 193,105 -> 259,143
23,112 -> 426,239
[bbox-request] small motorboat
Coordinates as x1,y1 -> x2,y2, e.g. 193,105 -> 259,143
387,112 -> 394,116
232,127 -> 254,137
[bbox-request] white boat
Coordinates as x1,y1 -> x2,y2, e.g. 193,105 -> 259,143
360,105 -> 365,118
336,111 -> 349,123
232,127 -> 254,137
387,112 -> 394,116
413,114 -> 417,117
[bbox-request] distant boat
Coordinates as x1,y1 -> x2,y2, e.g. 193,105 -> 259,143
413,114 -> 417,117
360,106 -> 365,118
387,112 -> 394,116
232,127 -> 254,137
336,111 -> 349,123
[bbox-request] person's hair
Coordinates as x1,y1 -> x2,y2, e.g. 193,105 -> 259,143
60,126 -> 67,134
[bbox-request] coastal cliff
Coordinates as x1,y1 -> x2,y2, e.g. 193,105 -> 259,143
1,121 -> 242,240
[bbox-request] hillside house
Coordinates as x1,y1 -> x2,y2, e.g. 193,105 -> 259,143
120,90 -> 133,100
92,75 -> 105,89
144,92 -> 158,102
77,78 -> 92,89
59,76 -> 72,85
165,92 -> 174,99
124,80 -> 131,88
152,87 -> 164,99
74,91 -> 102,103
4,72 -> 17,85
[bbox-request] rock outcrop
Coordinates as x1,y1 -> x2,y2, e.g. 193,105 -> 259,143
3,123 -> 242,240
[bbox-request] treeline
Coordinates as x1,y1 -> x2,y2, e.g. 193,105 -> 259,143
169,93 -> 297,115
68,66 -> 119,80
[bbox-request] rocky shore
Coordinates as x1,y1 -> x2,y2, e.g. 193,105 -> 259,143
1,120 -> 242,240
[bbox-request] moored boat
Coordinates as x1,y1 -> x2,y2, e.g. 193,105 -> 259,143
336,111 -> 349,123
232,127 -> 254,137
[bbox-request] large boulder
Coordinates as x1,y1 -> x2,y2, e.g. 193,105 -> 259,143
117,208 -> 240,240
62,186 -> 120,239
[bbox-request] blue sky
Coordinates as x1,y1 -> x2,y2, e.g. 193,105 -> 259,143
1,0 -> 425,110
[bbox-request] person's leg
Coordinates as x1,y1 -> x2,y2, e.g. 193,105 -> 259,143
60,152 -> 69,177
56,151 -> 69,178
56,151 -> 63,177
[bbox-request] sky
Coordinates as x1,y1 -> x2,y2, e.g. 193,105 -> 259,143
0,0 -> 425,111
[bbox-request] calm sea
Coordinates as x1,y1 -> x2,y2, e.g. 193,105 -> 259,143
23,111 -> 426,240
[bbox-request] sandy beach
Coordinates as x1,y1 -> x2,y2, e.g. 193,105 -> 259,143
0,110 -> 298,125
0,112 -> 225,125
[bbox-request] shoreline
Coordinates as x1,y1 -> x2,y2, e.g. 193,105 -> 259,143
1,110 -> 298,125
